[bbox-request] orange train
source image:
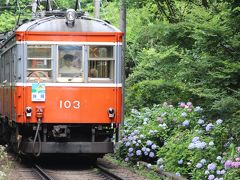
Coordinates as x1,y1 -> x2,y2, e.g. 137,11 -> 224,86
0,9 -> 123,157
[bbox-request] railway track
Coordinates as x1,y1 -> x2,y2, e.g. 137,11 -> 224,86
10,162 -> 126,180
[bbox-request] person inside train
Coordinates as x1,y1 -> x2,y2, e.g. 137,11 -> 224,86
59,54 -> 82,77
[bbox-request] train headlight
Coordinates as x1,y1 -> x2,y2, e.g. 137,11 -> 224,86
25,107 -> 32,118
108,108 -> 115,118
66,9 -> 76,26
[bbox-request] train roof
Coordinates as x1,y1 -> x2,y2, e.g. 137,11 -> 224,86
16,16 -> 121,33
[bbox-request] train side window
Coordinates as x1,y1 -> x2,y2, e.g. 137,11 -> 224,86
57,45 -> 83,82
88,46 -> 114,82
27,45 -> 52,81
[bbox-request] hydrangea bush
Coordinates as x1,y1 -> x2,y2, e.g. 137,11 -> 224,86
116,102 -> 239,179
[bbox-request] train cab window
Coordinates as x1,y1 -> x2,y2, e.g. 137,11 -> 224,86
88,46 -> 114,82
57,45 -> 83,82
27,45 -> 52,81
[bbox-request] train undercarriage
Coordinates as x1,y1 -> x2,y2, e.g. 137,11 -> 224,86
0,115 -> 115,157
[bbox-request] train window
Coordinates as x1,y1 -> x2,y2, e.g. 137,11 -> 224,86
88,46 -> 114,82
27,45 -> 52,81
57,45 -> 83,82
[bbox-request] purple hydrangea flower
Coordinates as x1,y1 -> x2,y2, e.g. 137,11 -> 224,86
216,119 -> 223,125
224,160 -> 232,169
216,170 -> 221,175
208,175 -> 215,180
146,148 -> 150,152
146,140 -> 153,146
196,163 -> 203,168
182,120 -> 189,127
124,157 -> 129,162
128,152 -> 134,157
144,151 -> 148,156
206,123 -> 214,131
208,163 -> 216,171
136,150 -> 142,156
179,102 -> 186,108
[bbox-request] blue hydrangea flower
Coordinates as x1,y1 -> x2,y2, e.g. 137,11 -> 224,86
188,143 -> 195,150
220,169 -> 226,174
200,159 -> 207,164
205,170 -> 210,175
206,123 -> 214,131
146,140 -> 153,146
196,163 -> 203,168
209,141 -> 214,146
144,151 -> 148,156
136,150 -> 142,156
216,119 -> 223,125
159,165 -> 164,170
146,148 -> 150,152
128,152 -> 134,157
157,158 -> 164,165
208,163 -> 216,171
178,159 -> 183,165
147,163 -> 152,169
182,120 -> 189,127
216,170 -> 221,175
128,148 -> 134,153
181,112 -> 187,117
192,137 -> 200,143
194,106 -> 203,112
175,172 -> 180,176
125,142 -> 130,147
151,144 -> 157,150
141,147 -> 146,152
124,157 -> 129,162
208,175 -> 215,180
140,134 -> 145,139
197,119 -> 205,125
195,142 -> 206,149
133,129 -> 139,135
149,152 -> 155,158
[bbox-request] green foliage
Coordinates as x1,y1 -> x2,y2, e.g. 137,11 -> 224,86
0,11 -> 16,33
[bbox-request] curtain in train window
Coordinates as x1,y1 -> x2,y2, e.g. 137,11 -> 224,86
27,45 -> 52,81
88,46 -> 114,81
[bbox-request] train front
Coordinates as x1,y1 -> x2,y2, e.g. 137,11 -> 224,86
15,10 -> 123,156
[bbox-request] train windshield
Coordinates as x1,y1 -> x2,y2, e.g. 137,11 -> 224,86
57,45 -> 83,82
88,46 -> 114,82
27,45 -> 52,81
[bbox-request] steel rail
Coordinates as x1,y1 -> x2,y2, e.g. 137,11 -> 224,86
32,164 -> 55,180
95,163 -> 124,180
